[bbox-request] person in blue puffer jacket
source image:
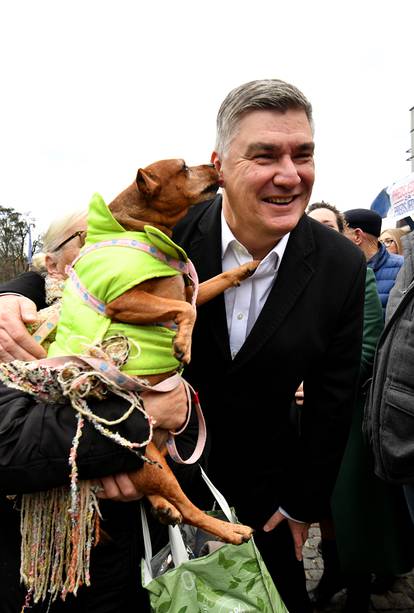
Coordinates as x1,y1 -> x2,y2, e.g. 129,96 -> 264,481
344,208 -> 403,315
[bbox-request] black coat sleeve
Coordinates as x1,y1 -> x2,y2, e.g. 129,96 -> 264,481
0,271 -> 47,309
0,384 -> 149,494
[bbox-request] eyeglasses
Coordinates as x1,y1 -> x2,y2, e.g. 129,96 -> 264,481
380,238 -> 395,247
52,230 -> 86,252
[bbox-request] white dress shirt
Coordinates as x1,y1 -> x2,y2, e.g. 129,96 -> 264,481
221,213 -> 303,525
221,211 -> 290,358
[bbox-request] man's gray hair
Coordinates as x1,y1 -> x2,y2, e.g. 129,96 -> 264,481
215,79 -> 314,156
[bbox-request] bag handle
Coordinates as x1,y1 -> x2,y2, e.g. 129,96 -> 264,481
141,467 -> 236,577
198,467 -> 234,522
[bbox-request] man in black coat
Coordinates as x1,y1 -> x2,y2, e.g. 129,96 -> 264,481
0,79 -> 365,613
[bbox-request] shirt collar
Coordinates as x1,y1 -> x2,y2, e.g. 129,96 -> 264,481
221,211 -> 290,270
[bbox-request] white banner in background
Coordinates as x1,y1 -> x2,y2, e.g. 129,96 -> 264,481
388,172 -> 414,221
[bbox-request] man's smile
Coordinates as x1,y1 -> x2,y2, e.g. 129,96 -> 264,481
262,195 -> 296,205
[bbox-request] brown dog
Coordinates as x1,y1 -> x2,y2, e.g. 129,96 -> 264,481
106,159 -> 254,369
55,159 -> 257,545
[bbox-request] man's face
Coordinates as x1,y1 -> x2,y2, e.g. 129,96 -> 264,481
213,109 -> 315,250
308,208 -> 340,232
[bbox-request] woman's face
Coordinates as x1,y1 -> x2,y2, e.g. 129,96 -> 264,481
46,223 -> 87,279
379,231 -> 398,255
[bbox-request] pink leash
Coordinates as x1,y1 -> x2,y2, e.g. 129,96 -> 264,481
38,355 -> 206,465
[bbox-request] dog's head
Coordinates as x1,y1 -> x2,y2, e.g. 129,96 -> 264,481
110,159 -> 219,233
136,159 -> 220,227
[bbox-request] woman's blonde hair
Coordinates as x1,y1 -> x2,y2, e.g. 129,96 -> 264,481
31,209 -> 87,273
379,227 -> 409,255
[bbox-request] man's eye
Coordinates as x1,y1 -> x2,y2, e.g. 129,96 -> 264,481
295,154 -> 313,163
254,154 -> 273,161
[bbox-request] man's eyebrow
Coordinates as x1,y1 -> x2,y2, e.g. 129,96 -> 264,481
296,142 -> 315,154
245,142 -> 315,155
245,143 -> 277,155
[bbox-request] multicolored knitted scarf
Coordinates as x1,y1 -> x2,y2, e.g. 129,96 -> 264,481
0,337 -> 154,606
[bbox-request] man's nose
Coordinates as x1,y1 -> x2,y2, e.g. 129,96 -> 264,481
272,156 -> 301,187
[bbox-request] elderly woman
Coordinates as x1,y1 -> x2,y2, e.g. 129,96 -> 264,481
25,209 -> 88,349
0,209 -> 87,360
35,209 -> 87,277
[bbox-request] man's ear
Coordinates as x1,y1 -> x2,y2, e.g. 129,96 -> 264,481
211,151 -> 224,186
354,228 -> 364,246
136,168 -> 161,198
211,151 -> 221,172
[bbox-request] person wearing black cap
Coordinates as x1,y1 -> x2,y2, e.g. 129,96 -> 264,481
344,208 -> 404,314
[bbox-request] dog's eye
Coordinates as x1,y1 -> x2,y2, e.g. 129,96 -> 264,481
182,164 -> 189,172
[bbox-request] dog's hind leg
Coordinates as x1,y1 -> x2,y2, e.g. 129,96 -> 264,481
130,443 -> 253,545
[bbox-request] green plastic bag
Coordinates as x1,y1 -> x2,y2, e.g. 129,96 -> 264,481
141,469 -> 288,612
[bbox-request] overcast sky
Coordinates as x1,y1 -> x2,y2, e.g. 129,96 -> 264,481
1,0 -> 413,236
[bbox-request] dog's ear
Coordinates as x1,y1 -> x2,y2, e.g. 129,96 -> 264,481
136,168 -> 161,198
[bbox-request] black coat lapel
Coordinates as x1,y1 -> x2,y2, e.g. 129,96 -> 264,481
185,197 -> 231,359
230,215 -> 316,370
187,199 -> 223,283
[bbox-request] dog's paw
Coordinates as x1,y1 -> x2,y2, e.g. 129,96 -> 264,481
226,261 -> 260,288
247,260 -> 261,275
197,515 -> 254,546
173,346 -> 184,361
225,522 -> 254,545
173,342 -> 190,365
151,503 -> 182,526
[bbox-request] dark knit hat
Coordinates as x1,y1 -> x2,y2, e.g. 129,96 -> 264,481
344,208 -> 382,238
